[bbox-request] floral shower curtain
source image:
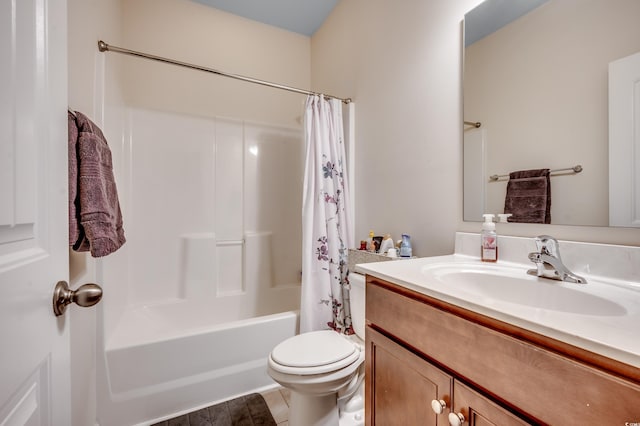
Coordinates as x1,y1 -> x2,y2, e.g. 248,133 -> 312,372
300,95 -> 353,334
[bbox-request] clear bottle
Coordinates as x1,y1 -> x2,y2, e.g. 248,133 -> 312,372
481,214 -> 497,262
399,234 -> 412,258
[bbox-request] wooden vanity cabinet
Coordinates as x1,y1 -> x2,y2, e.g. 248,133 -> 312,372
365,276 -> 640,426
366,326 -> 528,426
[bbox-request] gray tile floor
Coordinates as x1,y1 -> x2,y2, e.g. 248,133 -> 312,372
151,390 -> 288,426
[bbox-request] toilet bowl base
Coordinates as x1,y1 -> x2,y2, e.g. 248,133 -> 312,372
288,391 -> 338,426
337,382 -> 365,426
286,383 -> 365,426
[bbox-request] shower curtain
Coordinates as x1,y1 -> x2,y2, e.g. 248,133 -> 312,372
300,95 -> 353,334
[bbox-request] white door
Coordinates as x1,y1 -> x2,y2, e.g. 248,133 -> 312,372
609,51 -> 640,227
0,0 -> 70,425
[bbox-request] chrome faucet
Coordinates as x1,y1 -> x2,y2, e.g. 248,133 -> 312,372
527,235 -> 587,284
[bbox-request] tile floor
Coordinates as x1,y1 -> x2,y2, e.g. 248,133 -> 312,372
151,392 -> 281,426
260,388 -> 291,426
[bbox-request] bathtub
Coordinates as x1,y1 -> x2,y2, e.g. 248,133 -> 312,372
95,108 -> 303,425
97,301 -> 298,426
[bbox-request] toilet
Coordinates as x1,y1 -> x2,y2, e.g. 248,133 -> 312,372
267,272 -> 366,426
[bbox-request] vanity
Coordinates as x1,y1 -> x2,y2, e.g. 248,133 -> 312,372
357,233 -> 640,425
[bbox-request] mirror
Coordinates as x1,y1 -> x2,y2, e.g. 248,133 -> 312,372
463,0 -> 640,226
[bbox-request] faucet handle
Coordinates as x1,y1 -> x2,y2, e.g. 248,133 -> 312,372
535,235 -> 561,258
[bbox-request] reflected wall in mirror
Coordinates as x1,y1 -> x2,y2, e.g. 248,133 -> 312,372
463,0 -> 640,226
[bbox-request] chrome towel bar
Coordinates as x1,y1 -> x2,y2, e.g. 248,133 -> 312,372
490,165 -> 583,181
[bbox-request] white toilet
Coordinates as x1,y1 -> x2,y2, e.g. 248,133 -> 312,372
267,272 -> 366,426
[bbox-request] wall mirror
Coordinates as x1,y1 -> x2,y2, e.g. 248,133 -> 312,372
463,0 -> 640,227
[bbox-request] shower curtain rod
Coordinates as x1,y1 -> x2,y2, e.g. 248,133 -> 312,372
97,40 -> 352,104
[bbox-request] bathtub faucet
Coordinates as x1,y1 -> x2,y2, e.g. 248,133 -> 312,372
527,235 -> 587,284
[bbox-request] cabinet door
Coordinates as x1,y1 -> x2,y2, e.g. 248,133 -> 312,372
450,381 -> 531,426
366,327 -> 452,425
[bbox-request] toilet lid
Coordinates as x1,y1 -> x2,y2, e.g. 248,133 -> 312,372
271,330 -> 357,368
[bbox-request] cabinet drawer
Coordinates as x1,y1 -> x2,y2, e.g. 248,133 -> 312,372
366,279 -> 640,424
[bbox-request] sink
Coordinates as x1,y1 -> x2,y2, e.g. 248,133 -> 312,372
420,262 -> 628,316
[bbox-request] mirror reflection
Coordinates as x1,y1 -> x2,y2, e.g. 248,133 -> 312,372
463,0 -> 640,226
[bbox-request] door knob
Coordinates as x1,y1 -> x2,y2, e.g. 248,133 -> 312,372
53,281 -> 103,316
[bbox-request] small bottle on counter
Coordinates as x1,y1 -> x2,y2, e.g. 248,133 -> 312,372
367,230 -> 375,252
481,214 -> 498,262
373,236 -> 383,253
399,234 -> 412,258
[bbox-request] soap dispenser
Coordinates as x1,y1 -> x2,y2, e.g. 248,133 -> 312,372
497,213 -> 513,223
481,214 -> 497,262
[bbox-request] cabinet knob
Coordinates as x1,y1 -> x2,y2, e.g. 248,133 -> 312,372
448,412 -> 465,426
430,399 -> 447,414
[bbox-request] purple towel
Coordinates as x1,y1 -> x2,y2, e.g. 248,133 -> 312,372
68,110 -> 126,257
504,168 -> 551,224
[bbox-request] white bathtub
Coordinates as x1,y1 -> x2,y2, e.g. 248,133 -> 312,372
97,302 -> 298,426
95,109 -> 303,425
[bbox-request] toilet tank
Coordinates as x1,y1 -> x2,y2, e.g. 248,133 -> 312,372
349,272 -> 366,339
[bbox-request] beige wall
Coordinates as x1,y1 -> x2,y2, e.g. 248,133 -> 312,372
465,0 -> 640,227
120,0 -> 310,128
313,0 -> 640,252
68,0 -> 124,115
312,0 -> 482,256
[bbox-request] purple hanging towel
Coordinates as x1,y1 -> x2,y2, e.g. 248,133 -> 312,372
68,110 -> 126,257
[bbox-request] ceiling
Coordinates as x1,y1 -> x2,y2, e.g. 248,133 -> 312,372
464,0 -> 549,46
190,0 -> 339,36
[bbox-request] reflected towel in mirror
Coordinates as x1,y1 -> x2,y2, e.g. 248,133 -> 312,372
503,169 -> 550,224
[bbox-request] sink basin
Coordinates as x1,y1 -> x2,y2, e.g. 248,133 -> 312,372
420,262 -> 628,316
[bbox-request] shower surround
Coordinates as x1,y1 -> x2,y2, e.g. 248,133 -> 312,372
96,108 -> 302,425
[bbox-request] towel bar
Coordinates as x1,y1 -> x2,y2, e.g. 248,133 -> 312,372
490,165 -> 583,181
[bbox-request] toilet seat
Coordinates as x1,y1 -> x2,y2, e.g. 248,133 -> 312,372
269,330 -> 361,376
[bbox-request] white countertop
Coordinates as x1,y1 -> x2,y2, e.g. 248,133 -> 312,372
356,253 -> 640,369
